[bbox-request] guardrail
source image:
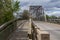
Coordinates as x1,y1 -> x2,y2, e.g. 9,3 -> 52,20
0,19 -> 27,40
48,19 -> 60,24
0,19 -> 17,40
31,22 -> 50,40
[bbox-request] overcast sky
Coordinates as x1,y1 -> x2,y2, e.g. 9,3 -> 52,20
17,0 -> 60,16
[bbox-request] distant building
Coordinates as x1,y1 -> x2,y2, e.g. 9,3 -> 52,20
29,6 -> 45,21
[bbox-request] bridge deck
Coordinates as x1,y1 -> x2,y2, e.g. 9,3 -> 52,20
8,21 -> 30,40
34,21 -> 60,40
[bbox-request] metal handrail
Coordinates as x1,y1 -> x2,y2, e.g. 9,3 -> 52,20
48,19 -> 60,24
0,19 -> 17,31
0,19 -> 18,40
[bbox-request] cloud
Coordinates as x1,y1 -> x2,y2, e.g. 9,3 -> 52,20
20,2 -> 29,7
20,0 -> 60,10
19,0 -> 60,16
20,0 -> 51,10
46,11 -> 60,16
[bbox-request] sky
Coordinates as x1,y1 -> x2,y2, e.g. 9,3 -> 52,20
17,0 -> 60,16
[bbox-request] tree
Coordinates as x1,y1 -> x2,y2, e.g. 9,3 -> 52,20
46,15 -> 50,20
12,1 -> 20,12
50,15 -> 57,19
22,10 -> 29,19
0,0 -> 20,25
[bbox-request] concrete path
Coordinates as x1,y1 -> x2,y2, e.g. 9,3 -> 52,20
34,21 -> 60,40
8,21 -> 30,40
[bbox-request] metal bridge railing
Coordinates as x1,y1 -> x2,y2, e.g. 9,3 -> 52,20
48,19 -> 60,24
0,19 -> 17,40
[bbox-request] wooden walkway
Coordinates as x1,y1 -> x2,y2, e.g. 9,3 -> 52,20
8,21 -> 31,40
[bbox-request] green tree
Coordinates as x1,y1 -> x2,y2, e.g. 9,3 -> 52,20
0,0 -> 20,25
46,15 -> 50,20
22,10 -> 29,19
12,1 -> 20,12
50,15 -> 57,19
